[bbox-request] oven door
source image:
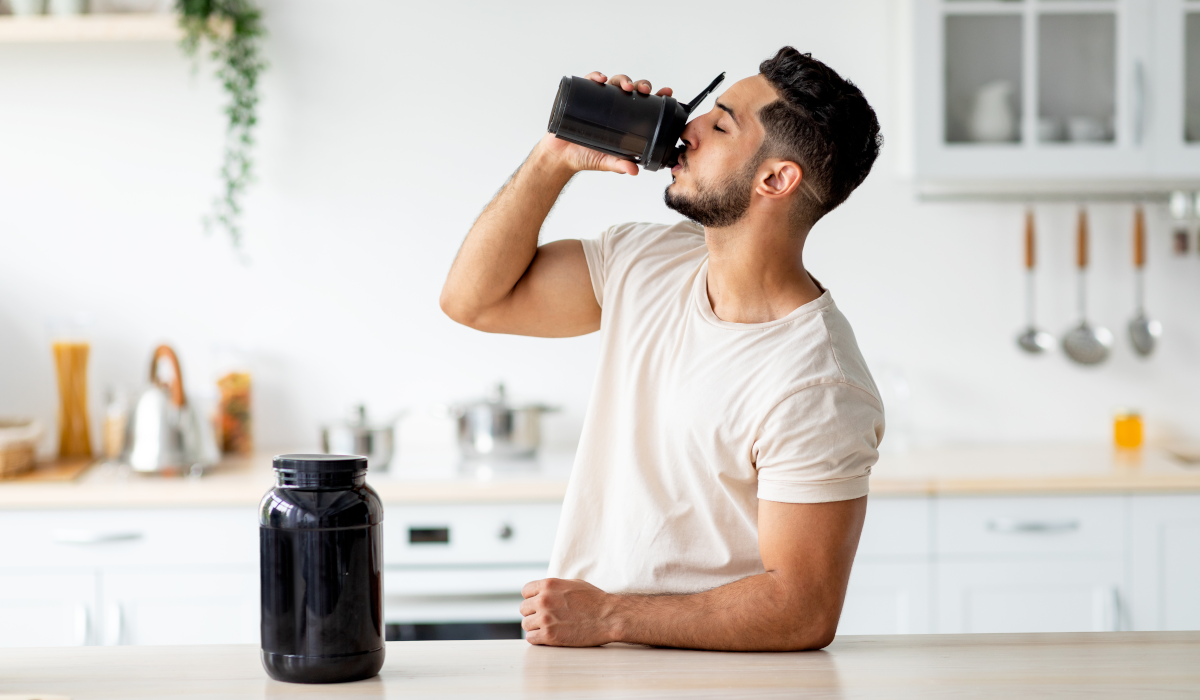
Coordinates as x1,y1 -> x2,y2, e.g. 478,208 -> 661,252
384,565 -> 546,641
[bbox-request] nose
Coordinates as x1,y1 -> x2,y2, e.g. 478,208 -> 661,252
679,119 -> 699,151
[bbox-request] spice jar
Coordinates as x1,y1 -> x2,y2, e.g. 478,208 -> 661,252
259,454 -> 384,683
1113,410 -> 1144,450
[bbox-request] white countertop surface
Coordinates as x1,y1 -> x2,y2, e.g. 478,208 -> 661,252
0,442 -> 1197,510
0,633 -> 1197,699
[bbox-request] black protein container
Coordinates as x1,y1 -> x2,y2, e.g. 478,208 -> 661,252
547,72 -> 725,171
260,454 -> 384,684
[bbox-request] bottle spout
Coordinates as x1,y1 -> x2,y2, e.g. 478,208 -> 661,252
684,72 -> 726,114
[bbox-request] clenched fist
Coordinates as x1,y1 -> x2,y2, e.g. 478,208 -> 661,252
519,577 -> 621,647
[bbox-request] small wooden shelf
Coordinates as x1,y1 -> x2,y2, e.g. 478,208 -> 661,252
0,14 -> 180,42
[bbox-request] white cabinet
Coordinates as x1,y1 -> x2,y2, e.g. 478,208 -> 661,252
1130,494 -> 1200,631
1152,0 -> 1200,176
0,508 -> 259,648
0,571 -> 97,647
841,561 -> 932,635
840,497 -> 933,635
914,0 -> 1200,193
933,495 -> 1129,633
937,558 -> 1125,633
101,568 -> 258,645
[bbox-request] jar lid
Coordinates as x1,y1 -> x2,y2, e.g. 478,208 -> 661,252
273,454 -> 368,473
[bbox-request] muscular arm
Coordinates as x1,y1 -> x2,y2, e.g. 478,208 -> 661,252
520,496 -> 867,651
440,73 -> 669,338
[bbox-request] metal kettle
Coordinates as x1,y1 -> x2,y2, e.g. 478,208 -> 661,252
127,345 -> 220,475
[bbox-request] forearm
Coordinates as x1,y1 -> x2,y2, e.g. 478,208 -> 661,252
440,141 -> 575,324
607,571 -> 841,652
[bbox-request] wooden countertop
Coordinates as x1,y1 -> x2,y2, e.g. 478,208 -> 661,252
1,633 -> 1197,698
0,443 -> 1197,510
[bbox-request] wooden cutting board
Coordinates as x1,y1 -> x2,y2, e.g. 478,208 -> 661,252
2,457 -> 94,483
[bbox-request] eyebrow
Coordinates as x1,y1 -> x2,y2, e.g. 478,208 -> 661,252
716,102 -> 739,127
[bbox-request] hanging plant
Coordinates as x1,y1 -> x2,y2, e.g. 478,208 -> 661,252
177,0 -> 267,250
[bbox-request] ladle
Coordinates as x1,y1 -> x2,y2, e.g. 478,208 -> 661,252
1016,208 -> 1055,354
1128,205 -> 1162,356
1062,207 -> 1113,366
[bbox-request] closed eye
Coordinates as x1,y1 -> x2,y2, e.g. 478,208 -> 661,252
714,125 -> 726,133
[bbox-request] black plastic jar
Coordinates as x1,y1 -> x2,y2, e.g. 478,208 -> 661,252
259,454 -> 384,684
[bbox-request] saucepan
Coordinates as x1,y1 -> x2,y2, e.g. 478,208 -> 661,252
449,383 -> 558,459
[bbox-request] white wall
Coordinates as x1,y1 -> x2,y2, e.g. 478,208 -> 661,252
2,0 -> 1198,454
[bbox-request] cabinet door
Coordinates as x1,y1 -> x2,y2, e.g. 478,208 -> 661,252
915,0 -> 1153,187
0,571 -> 97,647
101,568 -> 258,645
1151,0 -> 1200,175
1130,494 -> 1200,631
936,558 -> 1126,633
840,561 -> 931,635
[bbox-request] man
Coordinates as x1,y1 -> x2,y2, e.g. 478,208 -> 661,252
440,47 -> 884,652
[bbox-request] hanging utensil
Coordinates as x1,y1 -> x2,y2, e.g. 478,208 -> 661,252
1062,208 -> 1113,366
1127,205 -> 1162,356
1017,208 -> 1055,354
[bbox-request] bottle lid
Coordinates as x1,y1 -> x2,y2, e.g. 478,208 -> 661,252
273,453 -> 368,473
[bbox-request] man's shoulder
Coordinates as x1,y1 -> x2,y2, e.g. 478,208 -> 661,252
596,220 -> 706,282
801,300 -> 882,409
603,220 -> 705,253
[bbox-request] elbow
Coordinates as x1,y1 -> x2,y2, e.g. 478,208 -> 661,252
774,624 -> 836,652
774,609 -> 839,652
793,624 -> 838,651
438,288 -> 480,329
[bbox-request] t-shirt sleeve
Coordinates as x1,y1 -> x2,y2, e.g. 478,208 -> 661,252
579,229 -> 609,308
579,222 -> 648,309
754,382 -> 884,504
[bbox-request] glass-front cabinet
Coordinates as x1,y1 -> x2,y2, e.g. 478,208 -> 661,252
914,0 -> 1200,193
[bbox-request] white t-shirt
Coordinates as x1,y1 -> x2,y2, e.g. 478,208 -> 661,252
546,220 -> 885,595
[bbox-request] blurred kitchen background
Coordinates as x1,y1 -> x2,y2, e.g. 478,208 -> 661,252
0,0 -> 1198,647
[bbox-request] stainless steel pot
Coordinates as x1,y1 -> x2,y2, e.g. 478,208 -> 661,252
321,405 -> 395,471
452,383 -> 557,459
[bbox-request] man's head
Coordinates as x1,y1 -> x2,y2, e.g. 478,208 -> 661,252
664,47 -> 882,233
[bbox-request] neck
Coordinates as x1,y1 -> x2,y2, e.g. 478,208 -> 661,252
703,211 -> 821,324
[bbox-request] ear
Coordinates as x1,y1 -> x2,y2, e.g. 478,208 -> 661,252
756,160 -> 803,201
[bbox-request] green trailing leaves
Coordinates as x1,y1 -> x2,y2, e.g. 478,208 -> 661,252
177,0 -> 267,250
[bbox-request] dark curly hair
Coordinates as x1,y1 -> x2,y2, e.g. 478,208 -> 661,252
757,47 -> 882,227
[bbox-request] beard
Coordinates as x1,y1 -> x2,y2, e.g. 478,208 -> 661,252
663,156 -> 756,228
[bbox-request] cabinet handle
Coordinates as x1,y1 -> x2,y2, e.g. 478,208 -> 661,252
1133,60 -> 1146,146
52,529 -> 143,544
986,518 -> 1080,534
103,602 -> 124,646
498,524 -> 514,540
73,603 -> 91,646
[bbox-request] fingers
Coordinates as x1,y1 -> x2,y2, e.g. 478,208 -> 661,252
595,73 -> 668,96
525,629 -> 546,645
601,155 -> 639,177
519,596 -> 538,617
522,580 -> 542,598
606,75 -> 657,94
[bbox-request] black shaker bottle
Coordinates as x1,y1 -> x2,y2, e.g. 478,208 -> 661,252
547,72 -> 725,171
260,454 -> 385,683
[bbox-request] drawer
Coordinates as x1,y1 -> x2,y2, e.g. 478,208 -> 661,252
936,496 -> 1126,557
0,508 -> 259,569
857,497 -> 932,558
382,503 -> 561,566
